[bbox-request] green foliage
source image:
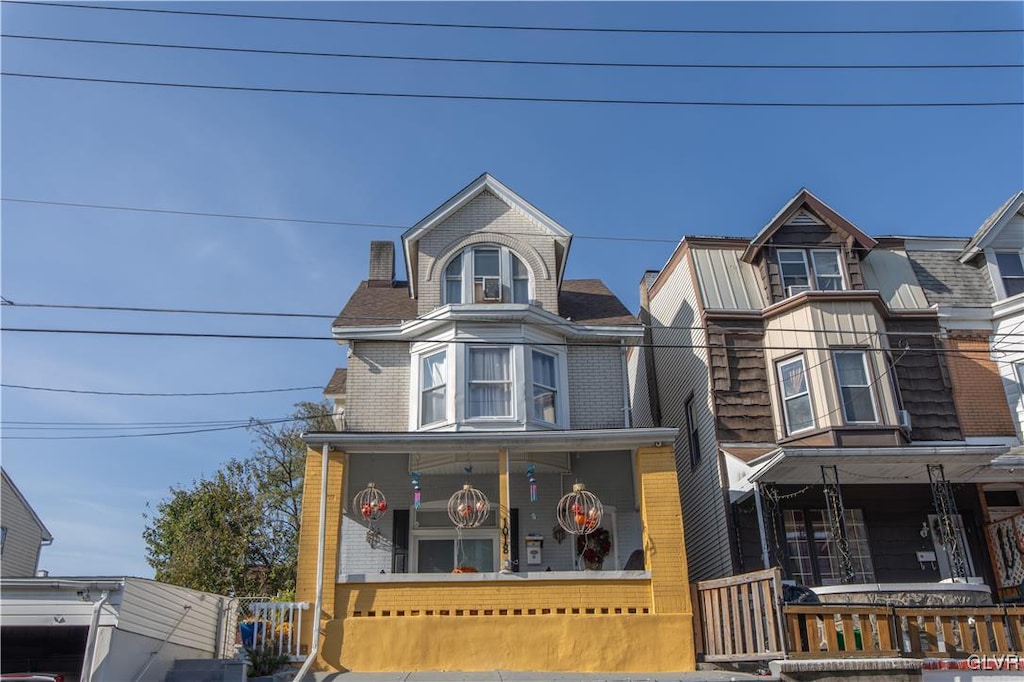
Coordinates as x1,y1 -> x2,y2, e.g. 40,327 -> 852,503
245,646 -> 291,678
143,401 -> 333,596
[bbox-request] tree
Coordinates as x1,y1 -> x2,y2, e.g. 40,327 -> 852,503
143,401 -> 333,596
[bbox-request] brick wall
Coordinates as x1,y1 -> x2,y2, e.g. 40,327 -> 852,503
345,341 -> 409,431
567,342 -> 626,429
416,191 -> 560,314
944,332 -> 1017,437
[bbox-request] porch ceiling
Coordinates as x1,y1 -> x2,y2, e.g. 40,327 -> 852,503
302,427 -> 678,454
746,445 -> 1017,485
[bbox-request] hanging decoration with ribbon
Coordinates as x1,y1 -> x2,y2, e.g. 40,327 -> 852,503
411,472 -> 422,510
352,482 -> 387,548
526,464 -> 537,503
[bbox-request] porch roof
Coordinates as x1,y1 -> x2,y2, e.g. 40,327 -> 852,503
302,427 -> 678,454
745,445 -> 1016,485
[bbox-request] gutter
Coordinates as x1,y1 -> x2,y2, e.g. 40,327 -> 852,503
294,443 -> 330,682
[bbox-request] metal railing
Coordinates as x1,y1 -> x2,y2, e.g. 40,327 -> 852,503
237,599 -> 310,662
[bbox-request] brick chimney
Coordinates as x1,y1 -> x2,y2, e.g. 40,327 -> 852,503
367,241 -> 395,287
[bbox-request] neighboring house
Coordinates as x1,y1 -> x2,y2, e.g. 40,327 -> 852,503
629,188 -> 1021,603
323,368 -> 347,431
0,576 -> 237,682
294,174 -> 692,674
902,190 -> 1024,601
0,468 -> 53,578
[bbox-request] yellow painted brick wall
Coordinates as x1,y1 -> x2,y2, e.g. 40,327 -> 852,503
945,334 -> 1017,437
295,447 -> 346,650
636,445 -> 692,616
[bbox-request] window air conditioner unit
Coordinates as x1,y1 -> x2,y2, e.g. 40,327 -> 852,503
481,276 -> 502,301
897,409 -> 912,431
787,285 -> 811,297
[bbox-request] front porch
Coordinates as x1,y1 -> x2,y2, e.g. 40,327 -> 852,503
295,428 -> 694,673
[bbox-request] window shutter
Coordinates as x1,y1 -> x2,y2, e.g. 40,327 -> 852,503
392,509 -> 409,573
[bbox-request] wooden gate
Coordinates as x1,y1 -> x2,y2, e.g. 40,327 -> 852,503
696,568 -> 786,662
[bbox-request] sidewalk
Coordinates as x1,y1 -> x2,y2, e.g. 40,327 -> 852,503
305,671 -> 766,681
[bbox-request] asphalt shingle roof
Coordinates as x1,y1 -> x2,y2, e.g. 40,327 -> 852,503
905,249 -> 994,307
324,368 -> 347,395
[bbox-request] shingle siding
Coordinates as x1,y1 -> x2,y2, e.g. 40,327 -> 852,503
345,341 -> 410,431
0,473 -> 47,577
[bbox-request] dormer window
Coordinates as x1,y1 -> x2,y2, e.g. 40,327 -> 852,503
995,251 -> 1024,297
778,249 -> 846,297
442,245 -> 532,304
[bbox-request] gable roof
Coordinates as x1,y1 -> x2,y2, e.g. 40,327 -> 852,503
331,279 -> 635,329
958,191 -> 1024,263
1,468 -> 53,542
741,188 -> 877,263
324,368 -> 347,396
402,173 -> 573,297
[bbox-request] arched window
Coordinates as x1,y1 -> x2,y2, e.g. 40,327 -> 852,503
442,245 -> 532,305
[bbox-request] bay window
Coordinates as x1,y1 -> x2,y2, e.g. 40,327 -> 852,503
833,351 -> 877,423
778,356 -> 814,434
467,347 -> 513,418
442,245 -> 532,304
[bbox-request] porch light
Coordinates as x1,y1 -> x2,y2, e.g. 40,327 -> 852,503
447,484 -> 491,529
353,482 -> 388,548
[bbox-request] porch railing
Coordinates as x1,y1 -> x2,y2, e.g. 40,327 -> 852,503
696,568 -> 786,662
239,600 -> 309,661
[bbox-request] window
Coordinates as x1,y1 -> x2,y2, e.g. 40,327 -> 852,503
412,503 -> 498,573
531,350 -> 558,423
420,351 -> 447,426
995,251 -> 1024,297
467,347 -> 512,418
784,509 -> 875,586
685,396 -> 700,466
778,249 -> 846,297
0,527 -> 6,555
442,245 -> 531,304
833,351 -> 877,423
778,356 -> 814,434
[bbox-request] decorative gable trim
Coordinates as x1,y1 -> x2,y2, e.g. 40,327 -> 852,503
958,191 -> 1024,263
402,174 -> 573,297
741,188 -> 877,263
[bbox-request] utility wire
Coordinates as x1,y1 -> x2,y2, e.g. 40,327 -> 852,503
5,72 -> 1021,108
7,2 -> 1022,35
6,34 -> 1021,71
0,416 -> 302,440
0,383 -> 323,397
4,300 -> 1024,341
0,197 -> 679,243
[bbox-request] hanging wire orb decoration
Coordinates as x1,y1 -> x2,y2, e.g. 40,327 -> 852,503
353,483 -> 388,548
556,483 -> 604,536
447,484 -> 490,529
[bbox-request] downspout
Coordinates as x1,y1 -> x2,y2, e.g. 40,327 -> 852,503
294,443 -> 330,682
80,590 -> 112,682
620,340 -> 631,428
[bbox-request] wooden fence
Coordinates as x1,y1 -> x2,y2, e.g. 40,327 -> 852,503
696,568 -> 786,662
696,569 -> 1024,662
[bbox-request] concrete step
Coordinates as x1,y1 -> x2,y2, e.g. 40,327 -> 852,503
165,658 -> 246,682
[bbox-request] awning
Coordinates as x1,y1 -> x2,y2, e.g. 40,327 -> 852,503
744,445 -> 1015,486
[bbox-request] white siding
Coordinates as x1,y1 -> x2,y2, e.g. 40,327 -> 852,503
647,255 -> 734,581
567,342 -> 626,429
627,345 -> 653,428
994,309 -> 1024,440
0,472 -> 49,577
117,579 -> 232,655
989,213 -> 1024,251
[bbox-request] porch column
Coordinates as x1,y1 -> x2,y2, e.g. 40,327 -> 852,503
295,447 -> 347,652
928,463 -> 968,580
821,465 -> 856,584
498,448 -> 512,571
635,445 -> 691,616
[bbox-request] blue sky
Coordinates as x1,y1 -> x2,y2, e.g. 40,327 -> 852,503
2,1 -> 1022,579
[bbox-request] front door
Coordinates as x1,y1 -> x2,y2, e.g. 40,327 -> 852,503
928,513 -> 976,579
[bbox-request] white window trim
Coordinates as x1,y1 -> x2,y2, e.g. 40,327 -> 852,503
778,249 -> 811,294
419,349 -> 449,427
832,350 -> 879,425
530,348 -> 560,425
810,249 -> 847,291
410,335 -> 569,430
778,248 -> 848,298
466,345 -> 515,420
990,249 -> 1024,299
777,355 -> 816,435
410,501 -> 499,573
441,245 -> 535,305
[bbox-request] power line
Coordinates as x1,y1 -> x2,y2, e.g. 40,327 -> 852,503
7,2 -> 1022,35
0,198 -> 679,244
0,416 -> 302,440
6,72 -> 1021,108
1,300 -> 336,320
7,34 -> 1021,71
0,383 -> 323,397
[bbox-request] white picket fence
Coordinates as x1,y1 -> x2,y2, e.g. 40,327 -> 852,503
238,599 -> 310,661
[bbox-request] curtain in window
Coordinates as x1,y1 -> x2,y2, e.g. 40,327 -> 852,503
511,255 -> 529,303
532,351 -> 557,422
468,348 -> 511,417
421,353 -> 446,425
